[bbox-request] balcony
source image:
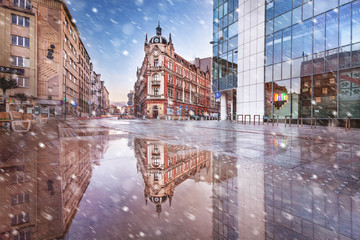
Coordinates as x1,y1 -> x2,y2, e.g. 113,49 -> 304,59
152,80 -> 161,86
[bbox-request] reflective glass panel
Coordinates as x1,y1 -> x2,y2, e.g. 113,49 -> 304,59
291,77 -> 301,118
339,68 -> 360,118
274,0 -> 291,17
353,1 -> 360,44
273,79 -> 291,118
314,14 -> 325,53
326,10 -> 338,50
266,20 -> 274,35
292,19 -> 313,59
266,35 -> 274,65
266,66 -> 273,83
339,4 -> 351,46
293,0 -> 302,8
339,45 -> 351,69
282,27 -> 292,61
265,82 -> 273,117
303,1 -> 313,20
292,6 -> 302,24
314,0 -> 338,15
266,2 -> 274,20
313,73 -> 337,118
299,76 -> 312,118
274,31 -> 282,64
274,11 -> 291,32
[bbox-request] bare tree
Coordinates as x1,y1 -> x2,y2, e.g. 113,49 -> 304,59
0,77 -> 18,111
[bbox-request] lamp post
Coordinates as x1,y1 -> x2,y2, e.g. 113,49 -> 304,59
210,39 -> 222,121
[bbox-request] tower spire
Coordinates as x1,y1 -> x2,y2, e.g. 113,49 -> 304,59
169,33 -> 172,43
156,22 -> 162,36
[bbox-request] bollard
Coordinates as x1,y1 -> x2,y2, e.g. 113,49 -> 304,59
277,115 -> 279,126
314,117 -> 317,128
254,115 -> 260,125
301,117 -> 303,127
244,114 -> 251,125
311,117 -> 313,129
297,117 -> 299,127
345,117 -> 351,131
328,117 -> 332,128
237,114 -> 244,124
272,115 -> 275,126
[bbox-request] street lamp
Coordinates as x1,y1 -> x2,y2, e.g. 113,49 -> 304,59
210,39 -> 222,121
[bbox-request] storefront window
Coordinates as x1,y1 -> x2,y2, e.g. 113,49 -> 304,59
339,69 -> 360,118
300,76 -> 312,118
291,78 -> 301,118
265,83 -> 273,117
273,79 -> 291,118
313,73 -> 337,118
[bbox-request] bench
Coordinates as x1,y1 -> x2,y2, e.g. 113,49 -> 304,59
9,111 -> 31,132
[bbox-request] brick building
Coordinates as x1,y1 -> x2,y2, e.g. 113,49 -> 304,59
134,24 -> 211,119
0,0 -> 102,118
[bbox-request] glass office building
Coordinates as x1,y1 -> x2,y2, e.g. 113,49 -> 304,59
265,0 -> 360,121
212,0 -> 239,119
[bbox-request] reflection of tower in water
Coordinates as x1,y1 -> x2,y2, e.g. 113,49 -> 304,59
134,138 -> 212,215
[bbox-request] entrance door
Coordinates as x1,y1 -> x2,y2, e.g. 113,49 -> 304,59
152,106 -> 159,118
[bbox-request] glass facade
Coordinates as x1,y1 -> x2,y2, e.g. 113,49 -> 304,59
212,0 -> 239,92
265,0 -> 360,119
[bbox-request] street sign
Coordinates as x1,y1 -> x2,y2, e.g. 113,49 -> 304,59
215,91 -> 221,99
127,101 -> 133,106
185,106 -> 188,110
179,105 -> 182,108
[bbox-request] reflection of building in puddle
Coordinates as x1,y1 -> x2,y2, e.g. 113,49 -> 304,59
0,131 -> 109,239
134,138 -> 212,215
264,167 -> 360,239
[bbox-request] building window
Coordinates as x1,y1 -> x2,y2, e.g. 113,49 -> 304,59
64,19 -> 68,28
168,88 -> 173,98
154,59 -> 159,67
10,56 -> 30,67
15,77 -> 29,88
69,27 -> 73,36
154,88 -> 159,96
11,14 -> 30,27
168,171 -> 173,179
153,74 -> 159,81
13,230 -> 31,240
169,61 -> 173,69
11,212 -> 30,226
11,35 -> 30,47
154,173 -> 159,181
11,193 -> 30,205
14,0 -> 31,10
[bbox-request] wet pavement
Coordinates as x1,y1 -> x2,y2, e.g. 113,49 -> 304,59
0,119 -> 360,240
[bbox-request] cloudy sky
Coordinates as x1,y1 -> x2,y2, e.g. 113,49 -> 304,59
67,0 -> 213,103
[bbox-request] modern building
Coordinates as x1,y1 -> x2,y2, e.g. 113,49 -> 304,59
134,24 -> 211,119
0,0 -> 106,118
213,0 -> 360,125
212,0 -> 239,120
